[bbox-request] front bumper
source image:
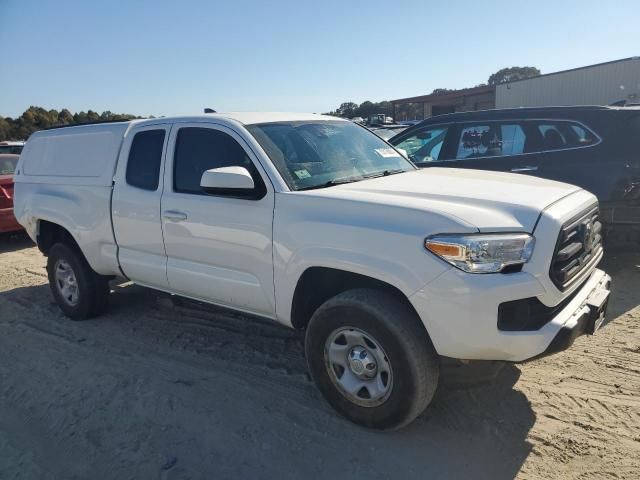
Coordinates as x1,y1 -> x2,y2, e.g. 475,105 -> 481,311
0,207 -> 22,233
409,267 -> 612,362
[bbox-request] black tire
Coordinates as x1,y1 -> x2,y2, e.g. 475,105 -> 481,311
46,243 -> 109,320
305,288 -> 439,430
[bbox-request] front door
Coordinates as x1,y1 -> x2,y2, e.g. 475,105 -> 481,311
160,123 -> 276,318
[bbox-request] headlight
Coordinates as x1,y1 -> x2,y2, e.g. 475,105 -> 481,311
424,233 -> 535,273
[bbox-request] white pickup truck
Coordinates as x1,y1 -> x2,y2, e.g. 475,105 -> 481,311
14,113 -> 611,429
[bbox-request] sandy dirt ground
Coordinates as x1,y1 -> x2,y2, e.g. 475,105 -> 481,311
0,233 -> 638,480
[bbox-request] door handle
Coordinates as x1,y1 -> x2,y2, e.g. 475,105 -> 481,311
162,210 -> 188,222
510,166 -> 539,173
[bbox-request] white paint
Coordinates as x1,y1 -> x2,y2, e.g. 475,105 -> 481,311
13,112 -> 610,362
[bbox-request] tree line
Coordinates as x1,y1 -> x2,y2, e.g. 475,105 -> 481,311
0,106 -> 144,140
2,67 -> 541,138
327,66 -> 540,119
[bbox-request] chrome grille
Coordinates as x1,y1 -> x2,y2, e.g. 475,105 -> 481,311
550,206 -> 602,290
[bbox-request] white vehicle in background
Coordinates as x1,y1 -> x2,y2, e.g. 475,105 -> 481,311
14,113 -> 611,430
0,141 -> 25,155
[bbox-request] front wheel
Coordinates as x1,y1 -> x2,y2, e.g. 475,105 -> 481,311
305,288 -> 439,430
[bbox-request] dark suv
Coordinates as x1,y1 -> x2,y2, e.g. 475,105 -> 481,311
389,106 -> 640,244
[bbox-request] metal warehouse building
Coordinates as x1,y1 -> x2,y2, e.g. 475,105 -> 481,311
496,57 -> 640,108
391,57 -> 640,121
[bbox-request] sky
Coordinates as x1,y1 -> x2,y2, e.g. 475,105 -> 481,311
1,0 -> 639,118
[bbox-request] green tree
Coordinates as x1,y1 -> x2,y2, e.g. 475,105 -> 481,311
488,66 -> 541,85
0,117 -> 10,140
59,109 -> 73,124
336,102 -> 358,118
0,107 -> 144,140
86,110 -> 100,122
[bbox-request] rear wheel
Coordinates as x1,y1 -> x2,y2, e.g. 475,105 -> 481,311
46,243 -> 109,320
305,288 -> 439,430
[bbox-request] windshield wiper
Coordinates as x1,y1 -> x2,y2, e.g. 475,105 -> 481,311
298,176 -> 362,191
297,169 -> 408,191
361,168 -> 408,180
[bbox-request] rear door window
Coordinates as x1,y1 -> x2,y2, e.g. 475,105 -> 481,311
455,123 -> 526,159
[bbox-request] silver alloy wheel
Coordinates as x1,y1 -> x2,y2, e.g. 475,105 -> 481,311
54,259 -> 79,306
324,327 -> 393,407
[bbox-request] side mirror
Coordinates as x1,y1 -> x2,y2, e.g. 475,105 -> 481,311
200,166 -> 255,194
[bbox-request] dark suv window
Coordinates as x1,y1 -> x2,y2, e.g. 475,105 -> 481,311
126,129 -> 166,191
173,127 -> 264,197
535,121 -> 597,151
455,123 -> 526,159
393,126 -> 449,164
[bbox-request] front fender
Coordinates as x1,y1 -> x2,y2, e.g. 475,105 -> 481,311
274,244 -> 451,326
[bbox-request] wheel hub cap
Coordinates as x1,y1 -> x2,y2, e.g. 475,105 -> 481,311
325,327 -> 393,407
348,346 -> 377,378
54,259 -> 79,306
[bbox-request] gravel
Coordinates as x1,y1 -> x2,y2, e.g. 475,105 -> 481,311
1,233 -> 638,479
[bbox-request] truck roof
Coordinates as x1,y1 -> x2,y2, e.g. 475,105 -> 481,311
189,112 -> 341,125
18,112 -> 346,189
44,112 -> 343,132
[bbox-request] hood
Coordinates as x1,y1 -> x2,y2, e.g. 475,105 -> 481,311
305,168 -> 581,232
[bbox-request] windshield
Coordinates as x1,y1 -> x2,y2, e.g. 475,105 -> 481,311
0,156 -> 18,175
247,121 -> 414,190
0,145 -> 24,155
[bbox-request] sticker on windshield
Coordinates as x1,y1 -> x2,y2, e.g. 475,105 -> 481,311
375,148 -> 401,158
294,169 -> 311,179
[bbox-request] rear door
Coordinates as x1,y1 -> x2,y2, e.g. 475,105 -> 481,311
439,120 -> 544,174
532,118 -> 618,201
112,123 -> 170,289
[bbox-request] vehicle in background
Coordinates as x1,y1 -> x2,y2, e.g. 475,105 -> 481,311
350,116 -> 365,124
389,106 -> 640,245
366,113 -> 394,126
15,113 -> 611,430
0,141 -> 25,155
369,125 -> 407,140
0,154 -> 23,234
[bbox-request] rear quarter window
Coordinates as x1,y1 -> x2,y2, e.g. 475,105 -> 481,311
534,121 -> 598,151
126,129 -> 166,191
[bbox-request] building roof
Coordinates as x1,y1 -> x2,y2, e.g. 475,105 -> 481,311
497,56 -> 640,86
391,57 -> 639,105
390,85 -> 495,105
